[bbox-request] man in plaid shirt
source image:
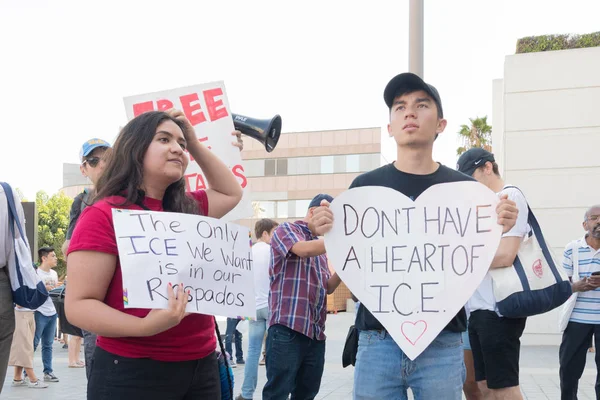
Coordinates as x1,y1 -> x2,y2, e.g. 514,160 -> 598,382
262,193 -> 341,400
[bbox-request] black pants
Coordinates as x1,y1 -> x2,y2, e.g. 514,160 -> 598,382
559,322 -> 600,400
88,347 -> 221,400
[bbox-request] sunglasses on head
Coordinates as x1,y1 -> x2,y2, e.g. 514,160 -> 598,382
82,157 -> 101,168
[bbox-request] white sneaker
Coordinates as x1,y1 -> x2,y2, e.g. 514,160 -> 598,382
11,379 -> 26,387
28,380 -> 49,389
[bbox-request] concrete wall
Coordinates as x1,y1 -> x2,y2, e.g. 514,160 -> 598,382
493,47 -> 600,344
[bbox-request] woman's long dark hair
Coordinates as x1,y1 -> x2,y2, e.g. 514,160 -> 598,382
93,111 -> 201,215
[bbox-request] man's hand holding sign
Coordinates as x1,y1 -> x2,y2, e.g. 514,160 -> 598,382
314,183 -> 518,360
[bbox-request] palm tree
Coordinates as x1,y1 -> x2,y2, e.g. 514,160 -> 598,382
456,116 -> 492,155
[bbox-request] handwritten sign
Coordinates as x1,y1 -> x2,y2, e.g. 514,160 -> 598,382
123,81 -> 252,222
324,182 -> 502,360
113,209 -> 256,319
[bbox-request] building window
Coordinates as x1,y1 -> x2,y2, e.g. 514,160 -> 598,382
244,159 -> 265,177
265,159 -> 276,176
321,156 -> 334,174
309,156 -> 321,174
246,153 -> 380,177
346,154 -> 360,172
294,200 -> 311,217
252,201 -> 276,218
295,157 -> 310,175
333,155 -> 345,173
277,201 -> 288,218
276,159 -> 288,176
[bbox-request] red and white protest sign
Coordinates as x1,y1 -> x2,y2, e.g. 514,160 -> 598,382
123,81 -> 252,221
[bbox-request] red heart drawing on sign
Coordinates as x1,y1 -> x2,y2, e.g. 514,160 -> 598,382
401,320 -> 428,345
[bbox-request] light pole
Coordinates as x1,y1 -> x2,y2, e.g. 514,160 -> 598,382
409,0 -> 424,78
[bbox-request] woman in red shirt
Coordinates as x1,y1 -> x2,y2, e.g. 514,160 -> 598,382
65,109 -> 243,399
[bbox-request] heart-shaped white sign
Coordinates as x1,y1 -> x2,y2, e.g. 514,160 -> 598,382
324,182 -> 502,360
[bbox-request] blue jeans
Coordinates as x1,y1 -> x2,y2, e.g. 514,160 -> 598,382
353,330 -> 465,400
241,307 -> 269,399
33,312 -> 58,374
225,318 -> 244,362
263,324 -> 326,400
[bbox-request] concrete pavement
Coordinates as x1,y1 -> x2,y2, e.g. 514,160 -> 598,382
2,311 -> 598,399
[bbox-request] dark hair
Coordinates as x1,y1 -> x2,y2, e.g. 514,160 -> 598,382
476,161 -> 500,177
392,88 -> 443,119
38,246 -> 55,262
254,218 -> 279,240
93,111 -> 201,215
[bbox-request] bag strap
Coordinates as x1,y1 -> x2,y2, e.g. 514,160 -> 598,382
502,185 -> 564,284
0,182 -> 26,241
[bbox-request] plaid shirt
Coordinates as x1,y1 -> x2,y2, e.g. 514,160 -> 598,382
268,221 -> 331,340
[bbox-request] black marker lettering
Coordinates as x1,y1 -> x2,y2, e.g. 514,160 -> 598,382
476,205 -> 492,233
451,245 -> 469,276
342,246 -> 361,271
371,246 -> 388,273
393,283 -> 412,316
146,277 -> 166,301
456,207 -> 472,237
424,207 -> 441,234
361,207 -> 380,238
371,285 -> 390,313
421,282 -> 439,313
344,204 -> 359,236
423,243 -> 436,271
391,246 -> 407,272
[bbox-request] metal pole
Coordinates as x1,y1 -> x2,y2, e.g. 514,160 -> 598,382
409,0 -> 424,78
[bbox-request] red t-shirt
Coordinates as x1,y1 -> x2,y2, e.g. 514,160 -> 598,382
67,191 -> 216,362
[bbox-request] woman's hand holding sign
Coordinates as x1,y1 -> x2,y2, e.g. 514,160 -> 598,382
142,282 -> 190,336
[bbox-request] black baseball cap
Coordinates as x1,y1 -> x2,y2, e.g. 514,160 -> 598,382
456,147 -> 495,177
383,73 -> 443,117
308,193 -> 333,209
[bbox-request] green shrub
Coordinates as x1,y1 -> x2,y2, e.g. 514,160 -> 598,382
516,32 -> 600,54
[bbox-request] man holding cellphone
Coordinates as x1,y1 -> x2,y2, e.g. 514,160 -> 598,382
559,204 -> 600,399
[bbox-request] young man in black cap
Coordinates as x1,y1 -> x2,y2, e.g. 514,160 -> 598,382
262,193 -> 341,400
310,73 -> 519,400
457,148 -> 531,400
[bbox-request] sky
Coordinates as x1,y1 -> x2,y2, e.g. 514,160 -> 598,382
1,0 -> 599,200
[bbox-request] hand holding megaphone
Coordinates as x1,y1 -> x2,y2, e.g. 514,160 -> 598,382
232,114 -> 282,153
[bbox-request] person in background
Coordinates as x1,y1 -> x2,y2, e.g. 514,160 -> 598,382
0,182 -> 26,394
225,317 -> 244,367
559,205 -> 600,399
236,218 -> 279,400
33,246 -> 60,383
9,303 -> 49,388
62,138 -> 111,378
262,194 -> 342,400
457,147 -> 531,400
